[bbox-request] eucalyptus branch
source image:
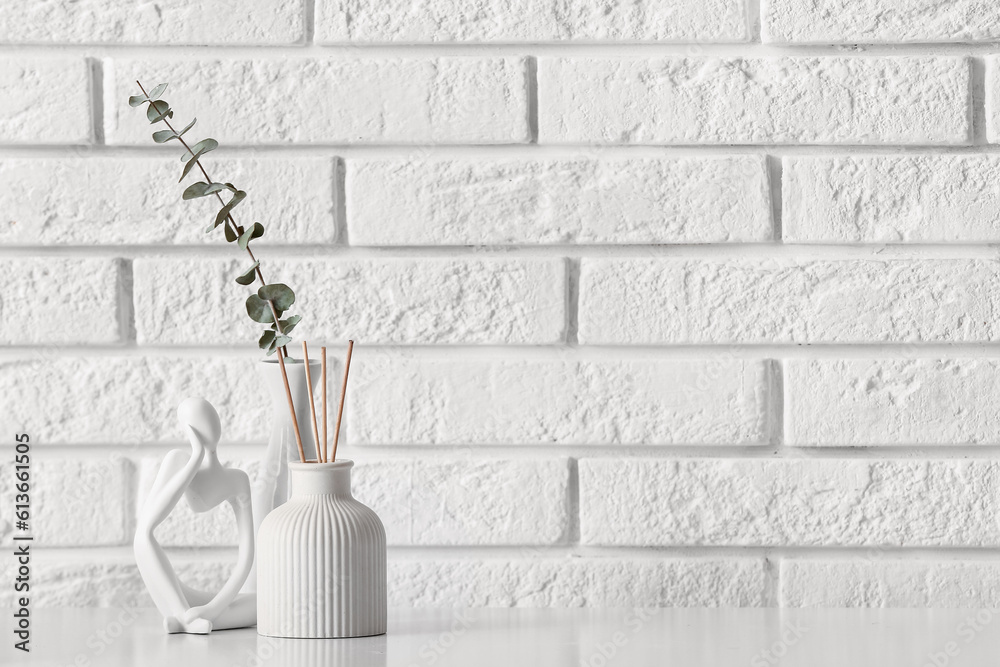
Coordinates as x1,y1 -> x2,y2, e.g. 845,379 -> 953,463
130,82 -> 301,357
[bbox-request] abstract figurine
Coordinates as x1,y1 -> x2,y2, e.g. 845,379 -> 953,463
134,397 -> 257,634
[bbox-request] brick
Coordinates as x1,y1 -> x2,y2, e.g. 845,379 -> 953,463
0,458 -> 130,546
784,155 -> 1000,243
139,457 -> 567,546
0,554 -> 766,608
0,357 -> 271,445
579,458 -> 1000,546
390,557 -> 767,607
0,0 -> 303,44
787,360 -> 1000,446
348,355 -> 772,445
105,58 -> 529,145
782,559 -> 1000,607
0,158 -> 335,245
983,57 -> 1000,143
0,58 -> 90,144
539,57 -> 969,145
133,257 -> 566,345
347,156 -> 771,245
580,258 -> 1000,344
316,0 -> 749,43
0,258 -> 122,345
763,0 -> 1000,44
408,458 -> 569,545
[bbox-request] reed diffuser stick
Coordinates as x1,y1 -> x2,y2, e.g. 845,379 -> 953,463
330,340 -> 354,462
302,342 -> 321,463
276,352 -> 306,463
321,346 -> 328,464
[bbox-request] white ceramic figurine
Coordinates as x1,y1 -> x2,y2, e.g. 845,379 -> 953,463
134,397 -> 257,634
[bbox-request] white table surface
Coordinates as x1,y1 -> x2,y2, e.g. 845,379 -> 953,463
3,607 -> 999,666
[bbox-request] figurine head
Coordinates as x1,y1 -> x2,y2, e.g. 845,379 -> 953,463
177,397 -> 221,451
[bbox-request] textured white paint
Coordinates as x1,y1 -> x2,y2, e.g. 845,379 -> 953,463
580,459 -> 1000,546
104,58 -> 530,145
784,155 -> 1000,243
539,57 -> 970,145
580,258 -> 1000,344
0,58 -> 91,144
0,0 -> 303,44
782,559 -> 1000,607
316,0 -> 750,43
786,360 -> 1000,446
348,157 -> 771,245
0,259 -> 123,344
0,459 -> 130,546
348,355 -> 772,445
133,257 -> 566,345
763,0 -> 1000,44
0,158 -> 336,244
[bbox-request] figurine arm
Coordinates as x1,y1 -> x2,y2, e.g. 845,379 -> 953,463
186,484 -> 254,621
137,430 -> 205,532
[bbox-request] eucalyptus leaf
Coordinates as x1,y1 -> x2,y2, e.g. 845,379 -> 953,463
265,339 -> 279,355
273,335 -> 292,349
148,83 -> 168,100
273,314 -> 301,334
258,330 -> 276,350
203,182 -> 232,196
210,190 -> 247,230
236,261 -> 259,285
182,182 -> 210,200
177,117 -> 197,137
238,222 -> 265,250
246,294 -> 274,324
152,129 -> 177,143
128,94 -> 148,107
225,222 -> 243,243
179,155 -> 202,182
146,100 -> 172,123
258,283 -> 294,311
181,138 -> 218,161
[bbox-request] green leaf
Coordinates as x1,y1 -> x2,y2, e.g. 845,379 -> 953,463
146,100 -> 172,123
224,222 -> 240,243
235,261 -> 260,285
152,129 -> 177,143
273,314 -> 301,334
273,335 -> 292,349
179,155 -> 202,182
177,117 -> 197,137
258,283 -> 294,311
128,94 -> 148,107
208,190 -> 246,230
258,330 -> 276,350
204,182 -> 234,195
238,222 -> 264,250
148,83 -> 168,100
182,182 -> 210,199
246,294 -> 274,324
181,138 -> 218,161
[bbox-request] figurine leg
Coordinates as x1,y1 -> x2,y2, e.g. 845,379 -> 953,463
179,583 -> 256,630
134,529 -> 192,629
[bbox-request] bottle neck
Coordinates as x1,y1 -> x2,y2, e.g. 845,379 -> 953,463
289,461 -> 354,498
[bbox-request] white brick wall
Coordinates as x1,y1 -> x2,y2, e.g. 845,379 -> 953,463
2,0 -> 1000,611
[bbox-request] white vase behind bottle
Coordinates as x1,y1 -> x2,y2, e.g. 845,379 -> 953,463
244,358 -> 320,594
257,460 -> 387,638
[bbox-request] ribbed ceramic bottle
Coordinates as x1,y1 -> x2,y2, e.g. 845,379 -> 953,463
257,460 -> 387,638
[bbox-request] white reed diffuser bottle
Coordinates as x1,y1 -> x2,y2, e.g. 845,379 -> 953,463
256,460 -> 387,638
